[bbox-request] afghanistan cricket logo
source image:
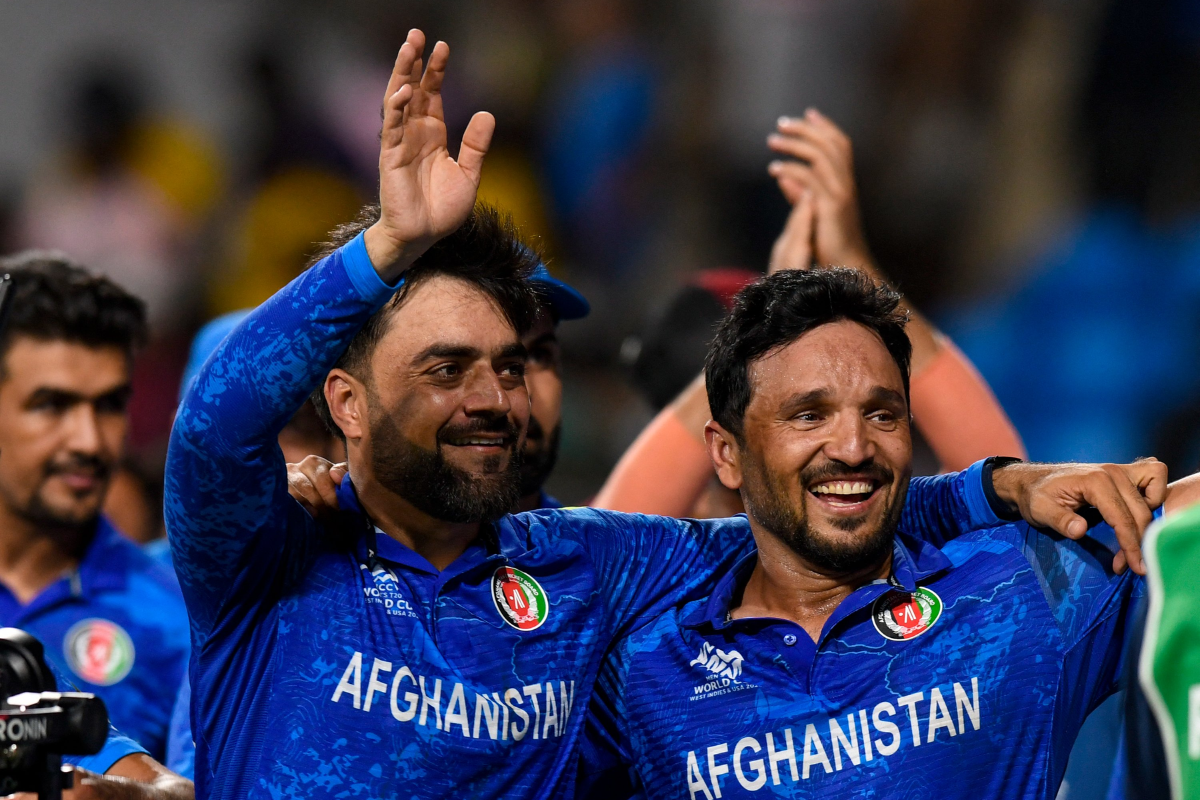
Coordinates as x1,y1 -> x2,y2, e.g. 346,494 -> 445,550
491,567 -> 550,631
871,587 -> 943,641
63,618 -> 136,686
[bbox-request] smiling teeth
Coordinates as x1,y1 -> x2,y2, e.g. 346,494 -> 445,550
455,438 -> 505,446
813,481 -> 874,495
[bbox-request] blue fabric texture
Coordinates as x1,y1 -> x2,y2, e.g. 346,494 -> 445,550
580,512 -> 1150,799
0,518 -> 189,760
164,237 -> 999,800
165,672 -> 194,780
44,660 -> 149,774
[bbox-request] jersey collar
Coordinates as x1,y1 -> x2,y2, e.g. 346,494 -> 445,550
681,530 -> 953,632
335,474 -> 530,574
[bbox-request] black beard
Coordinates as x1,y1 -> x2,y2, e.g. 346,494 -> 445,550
519,417 -> 561,498
7,453 -> 110,532
368,406 -> 523,524
743,457 -> 905,574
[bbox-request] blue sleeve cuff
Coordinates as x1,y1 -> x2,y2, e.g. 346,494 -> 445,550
341,231 -> 404,306
962,458 -> 1005,530
66,727 -> 147,774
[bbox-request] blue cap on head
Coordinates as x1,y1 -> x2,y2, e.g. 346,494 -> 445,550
529,264 -> 589,321
179,309 -> 251,402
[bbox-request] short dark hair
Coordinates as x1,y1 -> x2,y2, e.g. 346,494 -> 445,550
0,251 -> 148,374
704,267 -> 911,441
311,202 -> 541,437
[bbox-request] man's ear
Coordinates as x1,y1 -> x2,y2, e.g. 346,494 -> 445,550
705,421 -> 743,491
325,369 -> 367,442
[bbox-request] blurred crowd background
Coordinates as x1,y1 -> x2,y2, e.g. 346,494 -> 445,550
0,1 -> 1198,792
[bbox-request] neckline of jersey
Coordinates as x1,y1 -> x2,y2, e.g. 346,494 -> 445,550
681,530 -> 953,633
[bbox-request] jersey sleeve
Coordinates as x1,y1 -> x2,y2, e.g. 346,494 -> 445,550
528,508 -> 753,641
65,725 -> 148,774
1009,516 -> 1147,726
164,232 -> 397,640
45,661 -> 149,774
900,460 -> 1005,548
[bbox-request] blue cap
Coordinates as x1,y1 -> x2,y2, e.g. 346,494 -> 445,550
179,309 -> 251,402
530,264 -> 589,321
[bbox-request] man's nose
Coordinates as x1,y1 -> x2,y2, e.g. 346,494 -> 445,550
461,369 -> 513,417
64,404 -> 104,454
821,412 -> 875,467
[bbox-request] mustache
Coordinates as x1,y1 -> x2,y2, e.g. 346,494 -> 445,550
44,454 -> 112,481
436,416 -> 523,446
800,460 -> 893,489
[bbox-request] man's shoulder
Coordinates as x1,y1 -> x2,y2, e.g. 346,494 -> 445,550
503,506 -> 751,537
94,525 -> 183,593
87,522 -> 189,628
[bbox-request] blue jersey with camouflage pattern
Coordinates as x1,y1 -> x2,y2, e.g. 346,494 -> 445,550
164,232 -> 1003,800
0,518 -> 189,760
581,516 -> 1146,800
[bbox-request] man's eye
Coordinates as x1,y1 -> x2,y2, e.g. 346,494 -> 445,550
96,396 -> 130,414
434,364 -> 461,379
794,411 -> 820,423
32,398 -> 70,413
870,410 -> 897,423
503,363 -> 526,378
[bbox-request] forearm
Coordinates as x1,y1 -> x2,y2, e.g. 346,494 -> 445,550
910,337 -> 1026,471
74,772 -> 193,800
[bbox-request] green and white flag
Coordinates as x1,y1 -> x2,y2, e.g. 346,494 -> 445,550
1141,502 -> 1200,799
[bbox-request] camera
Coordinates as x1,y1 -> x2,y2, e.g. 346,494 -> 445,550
0,628 -> 108,800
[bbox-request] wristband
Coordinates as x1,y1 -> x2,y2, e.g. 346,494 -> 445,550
982,456 -> 1025,521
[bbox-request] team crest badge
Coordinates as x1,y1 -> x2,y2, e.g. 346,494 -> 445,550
871,587 -> 943,641
63,619 -> 136,686
491,567 -> 549,631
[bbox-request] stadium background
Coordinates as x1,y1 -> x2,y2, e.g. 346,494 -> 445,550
0,0 -> 1198,797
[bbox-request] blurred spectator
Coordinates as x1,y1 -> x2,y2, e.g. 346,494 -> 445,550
0,251 -> 188,760
17,59 -> 222,326
540,0 -> 658,277
208,48 -> 363,315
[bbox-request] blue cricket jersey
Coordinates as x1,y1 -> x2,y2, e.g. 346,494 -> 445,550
164,232 -> 1003,800
42,659 -> 150,774
581,516 -> 1146,799
162,488 -> 565,782
0,518 -> 189,759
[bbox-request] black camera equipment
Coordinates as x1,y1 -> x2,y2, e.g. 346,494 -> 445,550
0,628 -> 108,800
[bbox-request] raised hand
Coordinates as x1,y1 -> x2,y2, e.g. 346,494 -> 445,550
767,109 -> 872,273
767,190 -> 815,274
364,28 -> 497,280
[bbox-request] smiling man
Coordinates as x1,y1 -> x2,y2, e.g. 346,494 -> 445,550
580,267 -> 1176,800
0,253 -> 190,773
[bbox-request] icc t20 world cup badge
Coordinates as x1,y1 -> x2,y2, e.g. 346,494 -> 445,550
491,566 -> 550,631
871,587 -> 943,641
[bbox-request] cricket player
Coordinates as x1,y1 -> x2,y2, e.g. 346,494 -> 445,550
580,266 -> 1181,800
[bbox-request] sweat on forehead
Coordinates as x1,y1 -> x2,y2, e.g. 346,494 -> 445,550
704,268 -> 912,440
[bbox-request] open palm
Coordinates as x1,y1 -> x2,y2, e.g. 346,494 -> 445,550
367,29 -> 495,276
